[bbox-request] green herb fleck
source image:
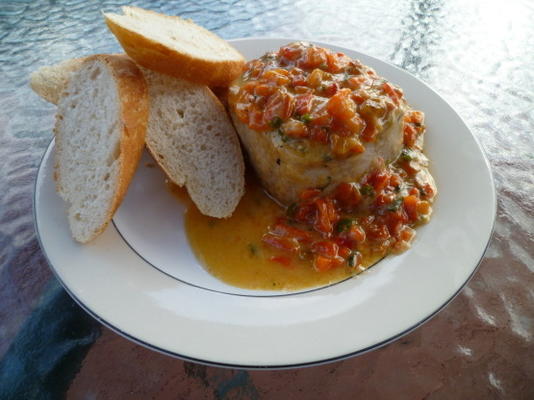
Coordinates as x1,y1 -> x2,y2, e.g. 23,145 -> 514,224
270,116 -> 283,129
361,184 -> 375,197
286,203 -> 298,218
319,63 -> 328,70
300,113 -> 312,124
335,218 -> 354,233
322,154 -> 333,162
400,149 -> 413,162
387,198 -> 403,212
319,176 -> 332,190
394,185 -> 401,193
247,243 -> 258,257
278,128 -> 289,142
348,252 -> 362,268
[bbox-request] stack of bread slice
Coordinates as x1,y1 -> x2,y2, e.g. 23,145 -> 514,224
30,6 -> 246,243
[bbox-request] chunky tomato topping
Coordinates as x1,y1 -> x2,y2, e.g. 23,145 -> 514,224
229,42 -> 405,159
261,141 -> 436,270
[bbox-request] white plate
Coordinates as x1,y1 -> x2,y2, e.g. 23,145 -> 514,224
34,38 -> 496,368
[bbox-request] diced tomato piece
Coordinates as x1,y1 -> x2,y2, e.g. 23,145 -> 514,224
307,68 -> 325,88
248,107 -> 269,131
349,225 -> 366,242
298,46 -> 328,69
309,126 -> 329,144
311,240 -> 339,258
366,222 -> 390,241
368,169 -> 390,192
338,246 -> 352,258
326,52 -> 351,73
314,255 -> 335,271
289,68 -> 307,86
420,183 -> 435,199
314,198 -> 339,234
351,90 -> 369,105
254,84 -> 275,97
246,60 -> 264,78
399,226 -> 415,242
345,76 -> 366,90
407,110 -> 424,125
270,221 -> 313,243
310,112 -> 332,128
360,117 -> 377,142
386,209 -> 408,236
282,119 -> 308,138
262,233 -> 300,252
335,182 -> 361,209
404,123 -> 417,147
294,93 -> 313,115
241,81 -> 257,93
262,69 -> 290,86
416,200 -> 431,215
294,203 -> 316,224
279,45 -> 303,61
269,255 -> 292,267
403,195 -> 419,221
342,114 -> 365,135
263,90 -> 295,126
323,82 -> 339,97
408,187 -> 420,197
389,173 -> 402,188
382,82 -> 402,105
326,88 -> 356,121
331,134 -> 365,157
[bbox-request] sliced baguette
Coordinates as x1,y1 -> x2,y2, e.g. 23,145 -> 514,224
54,54 -> 148,242
103,6 -> 245,87
31,57 -> 245,218
30,58 -> 85,105
141,68 -> 245,217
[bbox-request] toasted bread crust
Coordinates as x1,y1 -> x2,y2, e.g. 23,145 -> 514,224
103,8 -> 245,87
54,54 -> 148,242
106,54 -> 149,237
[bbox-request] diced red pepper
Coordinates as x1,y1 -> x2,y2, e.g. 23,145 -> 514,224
314,255 -> 335,271
297,46 -> 328,69
279,45 -> 303,61
262,234 -> 300,252
299,188 -> 322,201
263,90 -> 295,126
326,52 -> 351,73
383,82 -> 402,105
309,126 -> 329,144
294,93 -> 313,115
269,221 -> 313,243
326,88 -> 356,121
314,198 -> 339,234
335,182 -> 361,209
404,123 -> 417,147
403,195 -> 419,221
269,255 -> 292,267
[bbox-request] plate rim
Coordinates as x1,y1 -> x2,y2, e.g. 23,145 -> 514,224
33,37 -> 497,369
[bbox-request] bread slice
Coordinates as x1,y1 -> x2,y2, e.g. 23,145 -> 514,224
54,54 -> 148,243
141,68 -> 245,218
30,58 -> 85,105
103,6 -> 245,86
31,57 -> 245,218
